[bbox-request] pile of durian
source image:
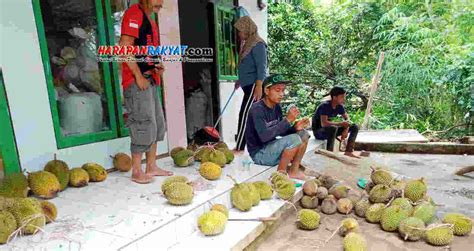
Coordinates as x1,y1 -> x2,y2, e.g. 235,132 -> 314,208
170,141 -> 234,170
0,153 -> 120,245
295,167 -> 473,250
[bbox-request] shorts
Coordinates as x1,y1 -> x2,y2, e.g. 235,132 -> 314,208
124,76 -> 166,153
251,133 -> 303,167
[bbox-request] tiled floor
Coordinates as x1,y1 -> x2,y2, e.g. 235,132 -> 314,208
4,139 -> 323,251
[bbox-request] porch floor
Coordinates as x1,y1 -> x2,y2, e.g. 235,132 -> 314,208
5,139 -> 325,251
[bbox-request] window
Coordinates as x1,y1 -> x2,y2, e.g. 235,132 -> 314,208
215,5 -> 239,81
33,0 -> 118,148
32,0 -> 165,148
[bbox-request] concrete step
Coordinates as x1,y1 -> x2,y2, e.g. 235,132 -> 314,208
120,165 -> 304,251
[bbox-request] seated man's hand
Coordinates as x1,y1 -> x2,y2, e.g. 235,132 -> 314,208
295,118 -> 310,131
340,121 -> 350,128
341,128 -> 349,140
287,107 -> 299,123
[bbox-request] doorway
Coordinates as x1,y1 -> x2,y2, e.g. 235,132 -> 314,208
178,0 -> 221,143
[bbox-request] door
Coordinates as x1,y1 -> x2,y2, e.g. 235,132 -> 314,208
0,69 -> 21,178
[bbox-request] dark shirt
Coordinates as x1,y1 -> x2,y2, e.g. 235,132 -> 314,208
312,101 -> 346,131
245,100 -> 296,157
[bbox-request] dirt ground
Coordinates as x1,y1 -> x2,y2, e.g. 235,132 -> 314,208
255,152 -> 474,251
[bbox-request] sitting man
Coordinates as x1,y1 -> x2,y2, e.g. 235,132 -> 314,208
311,86 -> 359,158
245,74 -> 311,180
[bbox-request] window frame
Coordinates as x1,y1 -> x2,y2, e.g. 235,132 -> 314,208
214,5 -> 239,81
0,70 -> 21,175
32,0 -> 119,149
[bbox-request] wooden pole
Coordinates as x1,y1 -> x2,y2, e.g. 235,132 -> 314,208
455,166 -> 474,176
362,52 -> 385,130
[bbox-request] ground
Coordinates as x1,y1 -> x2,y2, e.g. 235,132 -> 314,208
255,152 -> 474,251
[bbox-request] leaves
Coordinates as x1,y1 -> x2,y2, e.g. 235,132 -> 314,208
268,0 -> 473,138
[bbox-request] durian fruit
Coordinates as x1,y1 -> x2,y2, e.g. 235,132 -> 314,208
370,168 -> 393,185
0,197 -> 15,211
69,168 -> 89,187
195,147 -> 213,162
390,179 -> 406,198
337,198 -> 354,215
269,172 -> 288,184
340,217 -> 360,236
164,182 -> 194,205
404,178 -> 427,203
173,150 -> 195,167
197,211 -> 227,236
425,224 -> 454,246
170,147 -> 186,159
0,173 -> 29,198
253,181 -> 273,200
221,149 -> 235,164
442,213 -> 472,236
412,202 -> 436,224
207,150 -> 227,167
302,180 -> 318,196
347,189 -> 362,205
398,217 -> 425,241
161,176 -> 189,193
111,153 -> 132,172
247,183 -> 261,206
355,198 -> 370,218
296,209 -> 320,230
229,176 -> 253,212
301,196 -> 318,209
381,205 -> 410,232
274,179 -> 295,200
365,203 -> 385,223
81,163 -> 107,182
199,162 -> 222,181
318,175 -> 339,190
391,197 -> 414,215
8,198 -> 46,235
40,200 -> 57,223
369,184 -> 392,203
321,195 -> 338,215
343,232 -> 367,251
214,141 -> 229,151
210,204 -> 229,217
0,210 -> 17,244
187,143 -> 199,152
316,187 -> 328,200
28,171 -> 61,199
329,185 -> 350,200
43,154 -> 70,191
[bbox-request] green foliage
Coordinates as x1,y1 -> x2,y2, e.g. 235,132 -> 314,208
268,0 -> 474,138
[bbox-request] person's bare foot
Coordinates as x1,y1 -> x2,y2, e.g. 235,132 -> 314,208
288,170 -> 306,180
131,171 -> 153,184
344,152 -> 361,159
146,164 -> 173,176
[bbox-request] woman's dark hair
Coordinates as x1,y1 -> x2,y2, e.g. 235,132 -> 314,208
329,86 -> 346,99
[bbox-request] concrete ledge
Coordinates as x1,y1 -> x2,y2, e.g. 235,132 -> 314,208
355,142 -> 474,155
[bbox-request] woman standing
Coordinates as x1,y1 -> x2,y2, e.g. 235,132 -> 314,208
233,16 -> 268,153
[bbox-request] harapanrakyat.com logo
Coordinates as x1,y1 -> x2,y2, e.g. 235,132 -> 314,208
97,45 -> 213,63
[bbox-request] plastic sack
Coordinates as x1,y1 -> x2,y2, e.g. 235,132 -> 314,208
58,92 -> 103,135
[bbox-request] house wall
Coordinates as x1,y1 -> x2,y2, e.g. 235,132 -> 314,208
0,0 -> 176,172
218,1 -> 268,150
0,0 -> 267,172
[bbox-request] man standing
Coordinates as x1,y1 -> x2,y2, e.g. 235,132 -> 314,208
245,74 -> 310,180
311,87 -> 360,158
120,0 -> 172,184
